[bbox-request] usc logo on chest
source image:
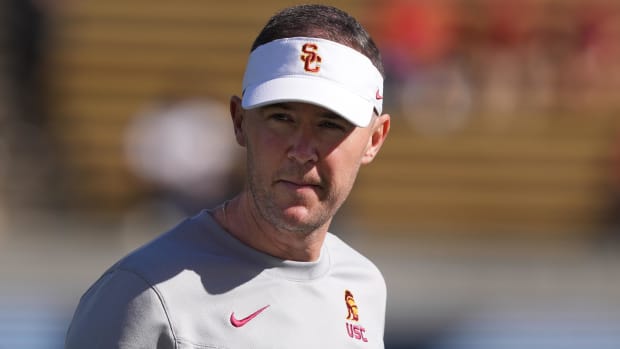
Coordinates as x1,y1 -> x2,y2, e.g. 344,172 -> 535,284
300,43 -> 322,73
344,290 -> 369,343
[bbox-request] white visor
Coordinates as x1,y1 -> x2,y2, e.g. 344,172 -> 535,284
242,37 -> 384,127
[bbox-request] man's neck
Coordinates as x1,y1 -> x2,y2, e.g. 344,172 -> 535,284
212,194 -> 328,262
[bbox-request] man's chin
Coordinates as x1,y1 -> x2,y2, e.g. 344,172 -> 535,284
274,206 -> 326,234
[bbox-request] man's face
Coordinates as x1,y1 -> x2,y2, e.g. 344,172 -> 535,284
232,100 -> 387,235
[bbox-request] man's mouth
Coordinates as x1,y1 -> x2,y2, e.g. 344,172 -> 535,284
277,179 -> 322,189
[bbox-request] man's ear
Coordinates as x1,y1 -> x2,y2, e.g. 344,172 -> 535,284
361,113 -> 390,165
230,95 -> 246,147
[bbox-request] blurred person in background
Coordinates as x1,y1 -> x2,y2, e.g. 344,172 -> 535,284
369,0 -> 473,136
0,134 -> 7,231
3,0 -> 64,211
475,0 -> 556,130
562,0 -> 620,114
65,4 -> 391,348
124,96 -> 242,218
6,0 -> 48,125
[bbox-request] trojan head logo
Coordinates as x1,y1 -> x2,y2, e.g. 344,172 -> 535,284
344,290 -> 359,321
300,43 -> 322,73
344,289 -> 368,342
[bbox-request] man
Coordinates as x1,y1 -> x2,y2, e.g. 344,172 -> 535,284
65,4 -> 391,348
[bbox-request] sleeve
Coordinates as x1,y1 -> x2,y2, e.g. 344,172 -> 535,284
65,269 -> 175,349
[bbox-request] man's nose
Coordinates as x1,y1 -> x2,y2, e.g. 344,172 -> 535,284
287,128 -> 319,164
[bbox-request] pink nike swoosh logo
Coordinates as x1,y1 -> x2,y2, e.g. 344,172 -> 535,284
376,89 -> 383,100
230,305 -> 270,328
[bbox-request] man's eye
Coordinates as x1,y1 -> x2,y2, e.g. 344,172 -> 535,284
319,120 -> 346,131
270,113 -> 292,122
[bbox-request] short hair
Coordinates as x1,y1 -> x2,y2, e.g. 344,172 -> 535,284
251,4 -> 385,78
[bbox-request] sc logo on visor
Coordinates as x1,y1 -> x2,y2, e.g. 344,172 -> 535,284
300,43 -> 322,73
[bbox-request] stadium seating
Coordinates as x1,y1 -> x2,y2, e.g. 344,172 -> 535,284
46,0 -> 616,235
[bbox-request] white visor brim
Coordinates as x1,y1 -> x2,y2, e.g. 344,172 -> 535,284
241,37 -> 383,127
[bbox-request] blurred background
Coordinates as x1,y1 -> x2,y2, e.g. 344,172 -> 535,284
1,0 -> 619,347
